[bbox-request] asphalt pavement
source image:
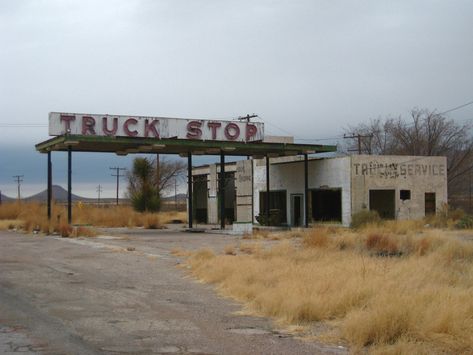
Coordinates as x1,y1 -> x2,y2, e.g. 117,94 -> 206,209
0,228 -> 346,355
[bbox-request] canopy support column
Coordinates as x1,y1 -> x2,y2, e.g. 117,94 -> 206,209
266,156 -> 270,226
304,153 -> 309,228
187,153 -> 193,229
47,151 -> 52,220
67,146 -> 72,225
220,153 -> 225,230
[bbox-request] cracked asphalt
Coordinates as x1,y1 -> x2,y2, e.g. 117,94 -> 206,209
0,228 -> 347,354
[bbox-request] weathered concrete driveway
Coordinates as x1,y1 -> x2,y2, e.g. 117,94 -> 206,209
0,228 -> 346,354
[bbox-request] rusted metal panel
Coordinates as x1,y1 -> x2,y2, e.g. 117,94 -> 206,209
49,112 -> 264,143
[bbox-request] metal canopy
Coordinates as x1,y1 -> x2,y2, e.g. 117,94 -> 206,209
35,135 -> 337,156
37,134 -> 336,230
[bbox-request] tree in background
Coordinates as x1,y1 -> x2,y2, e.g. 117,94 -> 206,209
156,157 -> 186,195
345,108 -> 473,204
128,158 -> 160,212
127,157 -> 186,212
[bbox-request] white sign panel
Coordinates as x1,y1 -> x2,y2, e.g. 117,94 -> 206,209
49,112 -> 264,143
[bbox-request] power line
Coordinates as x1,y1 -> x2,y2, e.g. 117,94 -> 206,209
110,167 -> 127,205
13,175 -> 24,200
439,99 -> 473,115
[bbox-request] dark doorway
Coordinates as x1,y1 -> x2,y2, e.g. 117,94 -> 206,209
311,189 -> 342,222
291,194 -> 303,226
259,190 -> 287,225
369,189 -> 395,219
218,172 -> 236,224
193,174 -> 208,223
425,192 -> 436,215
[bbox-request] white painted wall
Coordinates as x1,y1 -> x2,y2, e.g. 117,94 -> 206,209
253,156 -> 352,226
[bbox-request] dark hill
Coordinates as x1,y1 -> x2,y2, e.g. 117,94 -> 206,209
25,185 -> 90,202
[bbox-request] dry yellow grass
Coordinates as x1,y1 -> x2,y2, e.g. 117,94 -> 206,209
0,201 -> 187,233
185,226 -> 473,354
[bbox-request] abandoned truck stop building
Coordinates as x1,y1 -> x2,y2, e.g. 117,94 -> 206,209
192,148 -> 447,229
36,112 -> 447,230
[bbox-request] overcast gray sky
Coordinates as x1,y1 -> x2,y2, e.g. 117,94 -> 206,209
1,0 -> 473,197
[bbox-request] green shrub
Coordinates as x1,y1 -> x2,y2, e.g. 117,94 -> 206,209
455,215 -> 473,229
256,209 -> 283,226
350,210 -> 381,229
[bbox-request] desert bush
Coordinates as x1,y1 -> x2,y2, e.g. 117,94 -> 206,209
351,210 -> 381,229
365,233 -> 401,256
143,214 -> 161,229
303,228 -> 330,248
455,215 -> 473,229
60,224 -> 73,238
425,204 -> 464,228
239,242 -> 262,254
184,227 -> 473,353
0,202 -> 185,231
224,245 -> 236,255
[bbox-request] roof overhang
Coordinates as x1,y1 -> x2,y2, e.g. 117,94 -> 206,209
35,135 -> 337,157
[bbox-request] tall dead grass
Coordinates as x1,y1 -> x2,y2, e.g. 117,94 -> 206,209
0,202 -> 187,233
185,226 -> 473,354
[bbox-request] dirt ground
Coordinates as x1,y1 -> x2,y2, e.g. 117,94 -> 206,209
0,227 -> 346,355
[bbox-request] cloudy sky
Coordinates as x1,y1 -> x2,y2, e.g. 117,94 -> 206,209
1,0 -> 473,197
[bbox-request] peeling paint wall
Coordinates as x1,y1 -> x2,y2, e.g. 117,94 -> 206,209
253,156 -> 352,226
351,155 -> 448,220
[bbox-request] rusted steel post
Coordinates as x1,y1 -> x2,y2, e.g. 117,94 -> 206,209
47,151 -> 52,220
220,153 -> 225,229
304,153 -> 309,228
67,146 -> 72,225
266,156 -> 270,226
187,153 -> 193,229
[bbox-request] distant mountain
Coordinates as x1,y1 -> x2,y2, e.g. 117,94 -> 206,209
0,191 -> 13,203
25,185 -> 91,202
1,185 -> 184,204
162,193 -> 187,202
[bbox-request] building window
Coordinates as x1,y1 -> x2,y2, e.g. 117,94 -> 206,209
400,190 -> 411,201
259,190 -> 287,225
311,189 -> 342,222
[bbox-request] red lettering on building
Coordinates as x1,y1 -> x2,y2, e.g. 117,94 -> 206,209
207,121 -> 221,140
60,114 -> 75,133
82,116 -> 96,135
144,119 -> 160,138
102,117 -> 118,136
186,121 -> 202,139
245,123 -> 257,141
124,118 -> 138,137
224,123 -> 240,140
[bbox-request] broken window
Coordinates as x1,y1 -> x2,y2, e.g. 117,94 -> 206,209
400,190 -> 411,201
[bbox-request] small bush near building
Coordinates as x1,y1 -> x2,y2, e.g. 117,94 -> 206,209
350,210 -> 381,229
256,209 -> 283,226
455,215 -> 473,229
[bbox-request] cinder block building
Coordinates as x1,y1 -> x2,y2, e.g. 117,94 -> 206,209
192,154 -> 447,228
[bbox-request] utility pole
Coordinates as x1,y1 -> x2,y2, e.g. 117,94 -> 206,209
174,175 -> 178,207
96,184 -> 103,206
469,169 -> 472,213
343,133 -> 373,154
13,175 -> 23,201
110,167 -> 126,205
237,114 -> 258,122
156,154 -> 160,199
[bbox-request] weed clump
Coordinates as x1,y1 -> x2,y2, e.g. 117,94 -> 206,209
183,224 -> 473,354
350,210 -> 381,229
303,228 -> 330,248
455,215 -> 473,229
365,233 -> 401,256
